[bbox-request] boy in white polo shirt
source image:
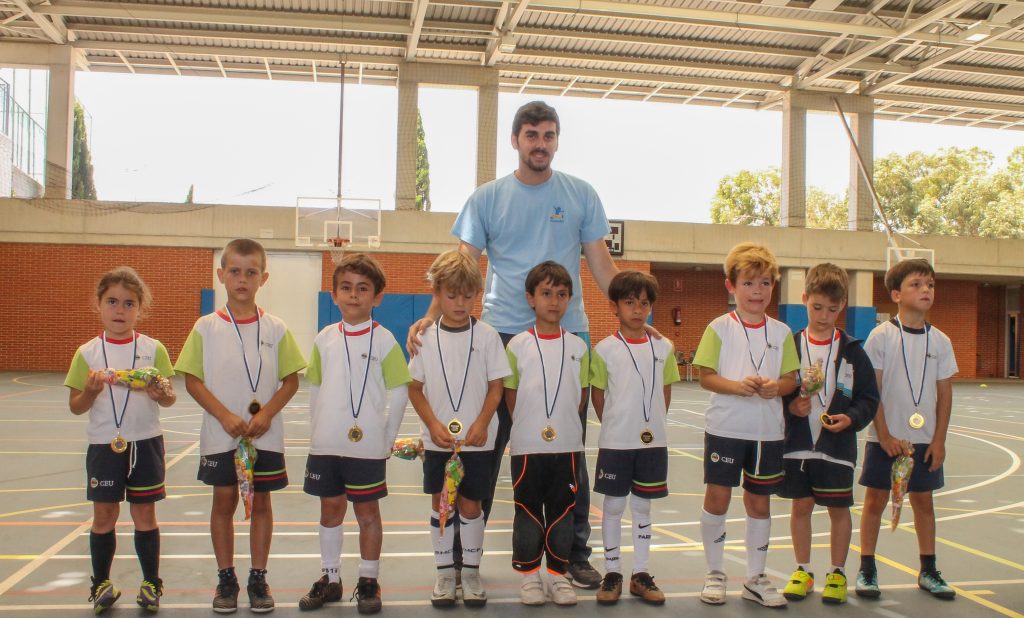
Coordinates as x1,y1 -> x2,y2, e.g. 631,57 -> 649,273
590,270 -> 679,606
692,242 -> 799,608
408,250 -> 511,607
504,261 -> 590,607
175,238 -> 307,613
298,253 -> 411,615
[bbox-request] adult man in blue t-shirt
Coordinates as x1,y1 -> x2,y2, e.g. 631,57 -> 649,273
408,101 -> 619,590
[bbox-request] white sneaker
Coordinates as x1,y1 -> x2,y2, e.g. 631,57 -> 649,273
461,568 -> 486,607
743,574 -> 787,608
520,573 -> 545,606
549,577 -> 578,606
701,570 -> 727,605
431,571 -> 457,607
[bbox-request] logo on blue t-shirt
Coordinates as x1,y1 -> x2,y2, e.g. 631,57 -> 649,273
549,205 -> 565,223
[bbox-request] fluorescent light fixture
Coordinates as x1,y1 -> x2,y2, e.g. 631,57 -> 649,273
963,23 -> 991,42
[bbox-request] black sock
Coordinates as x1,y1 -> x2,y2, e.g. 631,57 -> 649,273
920,554 -> 937,574
860,554 -> 876,575
218,567 -> 237,582
134,528 -> 160,583
90,530 -> 117,582
249,568 -> 267,583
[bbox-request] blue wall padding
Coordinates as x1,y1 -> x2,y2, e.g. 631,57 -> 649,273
200,288 -> 215,316
846,306 -> 877,342
778,304 -> 808,334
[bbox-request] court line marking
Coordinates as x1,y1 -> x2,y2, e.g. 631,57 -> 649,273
0,440 -> 200,599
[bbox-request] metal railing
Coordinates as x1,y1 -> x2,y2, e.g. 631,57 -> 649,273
0,78 -> 47,186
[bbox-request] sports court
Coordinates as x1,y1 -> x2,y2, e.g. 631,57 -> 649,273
0,373 -> 1020,616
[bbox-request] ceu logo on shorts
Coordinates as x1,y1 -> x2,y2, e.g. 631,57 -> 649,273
710,452 -> 721,463
549,206 -> 565,223
202,456 -> 217,468
90,477 -> 99,489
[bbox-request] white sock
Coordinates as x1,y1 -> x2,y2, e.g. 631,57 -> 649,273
319,524 -> 343,584
602,495 -> 626,574
631,497 -> 653,574
359,559 -> 380,579
459,514 -> 485,567
798,563 -> 811,574
700,509 -> 727,573
430,510 -> 455,568
745,516 -> 771,579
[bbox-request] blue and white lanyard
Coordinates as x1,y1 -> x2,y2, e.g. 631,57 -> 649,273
734,311 -> 769,375
437,320 -> 474,414
895,316 -> 929,410
343,320 -> 375,422
101,331 -> 137,431
225,305 -> 263,397
531,328 -> 565,421
803,330 -> 834,408
616,332 -> 656,424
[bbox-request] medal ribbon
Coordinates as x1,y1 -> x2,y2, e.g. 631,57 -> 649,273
343,319 -> 375,422
734,311 -> 769,375
616,332 -> 656,425
225,305 -> 263,397
437,320 -> 475,415
896,316 -> 930,412
101,331 -> 137,432
531,327 -> 566,421
803,330 -> 835,409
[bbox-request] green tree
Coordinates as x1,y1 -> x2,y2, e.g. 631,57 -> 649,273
185,184 -> 195,203
415,110 -> 431,211
710,167 -> 846,229
71,101 -> 96,200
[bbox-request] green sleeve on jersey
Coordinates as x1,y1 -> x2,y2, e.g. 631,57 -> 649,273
173,329 -> 204,381
64,349 -> 90,390
306,344 -> 323,386
589,350 -> 609,390
692,325 -> 722,370
664,345 -> 681,385
780,331 -> 800,376
276,329 -> 307,380
579,346 -> 591,388
382,343 -> 413,390
504,348 -> 519,389
154,342 -> 175,378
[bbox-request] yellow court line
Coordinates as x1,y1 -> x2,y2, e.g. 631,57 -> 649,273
0,502 -> 93,519
935,536 -> 1024,572
0,387 -> 50,401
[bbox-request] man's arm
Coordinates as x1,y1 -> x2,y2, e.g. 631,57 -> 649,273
406,241 -> 483,356
581,238 -> 618,297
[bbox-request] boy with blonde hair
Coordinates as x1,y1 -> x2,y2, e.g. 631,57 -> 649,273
692,242 -> 799,608
408,250 -> 511,607
176,238 -> 307,613
780,263 -> 879,605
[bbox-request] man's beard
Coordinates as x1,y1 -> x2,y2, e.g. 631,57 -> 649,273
521,150 -> 551,173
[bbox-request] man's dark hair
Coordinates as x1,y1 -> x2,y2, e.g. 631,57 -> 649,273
884,258 -> 935,293
525,260 -> 572,296
609,270 -> 659,303
512,101 -> 560,136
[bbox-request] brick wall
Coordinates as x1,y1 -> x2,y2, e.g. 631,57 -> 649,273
976,285 -> 1006,379
0,244 -> 212,371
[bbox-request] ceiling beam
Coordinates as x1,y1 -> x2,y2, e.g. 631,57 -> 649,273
10,0 -> 66,43
406,0 -> 429,59
165,51 -> 180,75
485,0 -> 530,65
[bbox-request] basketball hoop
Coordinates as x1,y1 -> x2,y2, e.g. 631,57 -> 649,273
328,237 -> 350,266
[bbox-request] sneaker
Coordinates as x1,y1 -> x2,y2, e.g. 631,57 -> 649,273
212,571 -> 240,614
855,570 -> 880,599
136,579 -> 163,612
783,567 -> 814,600
299,575 -> 342,611
567,560 -> 602,589
430,571 -> 457,607
822,570 -> 847,605
88,577 -> 121,615
629,572 -> 665,605
596,572 -> 623,605
918,570 -> 956,599
352,577 -> 382,614
247,572 -> 275,613
461,567 -> 487,607
519,573 -> 545,606
700,570 -> 727,605
742,574 -> 787,608
549,576 -> 578,606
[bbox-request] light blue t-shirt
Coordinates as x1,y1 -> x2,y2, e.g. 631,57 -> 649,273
452,170 -> 610,334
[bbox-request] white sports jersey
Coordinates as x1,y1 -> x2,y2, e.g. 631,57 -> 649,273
786,330 -> 854,467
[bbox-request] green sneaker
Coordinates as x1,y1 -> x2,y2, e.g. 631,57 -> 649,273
88,578 -> 121,615
783,568 -> 814,600
855,570 -> 880,598
136,579 -> 163,612
918,571 -> 955,599
822,570 -> 847,605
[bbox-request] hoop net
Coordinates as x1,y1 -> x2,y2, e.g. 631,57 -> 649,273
328,237 -> 351,266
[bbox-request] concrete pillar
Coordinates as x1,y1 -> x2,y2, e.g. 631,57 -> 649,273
778,267 -> 807,332
394,70 -> 419,211
477,82 -> 498,187
846,269 -> 877,340
781,95 -> 806,228
44,45 -> 75,199
848,109 -> 874,231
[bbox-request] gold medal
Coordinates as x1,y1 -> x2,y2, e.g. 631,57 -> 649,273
348,425 -> 363,442
110,434 -> 128,454
248,400 -> 261,415
909,412 -> 925,429
541,425 -> 557,442
640,429 -> 654,445
447,419 -> 463,435
820,412 -> 834,426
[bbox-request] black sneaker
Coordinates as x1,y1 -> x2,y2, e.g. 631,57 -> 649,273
567,560 -> 602,589
351,577 -> 382,615
247,571 -> 275,613
213,571 -> 240,614
299,574 -> 342,611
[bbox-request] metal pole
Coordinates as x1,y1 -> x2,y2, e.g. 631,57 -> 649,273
337,60 -> 346,210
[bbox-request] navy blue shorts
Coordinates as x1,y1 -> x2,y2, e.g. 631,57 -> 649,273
423,450 -> 493,501
780,458 -> 855,507
593,448 -> 668,498
858,442 -> 944,493
703,433 -> 785,495
303,455 -> 387,502
198,448 -> 288,492
87,436 -> 166,503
